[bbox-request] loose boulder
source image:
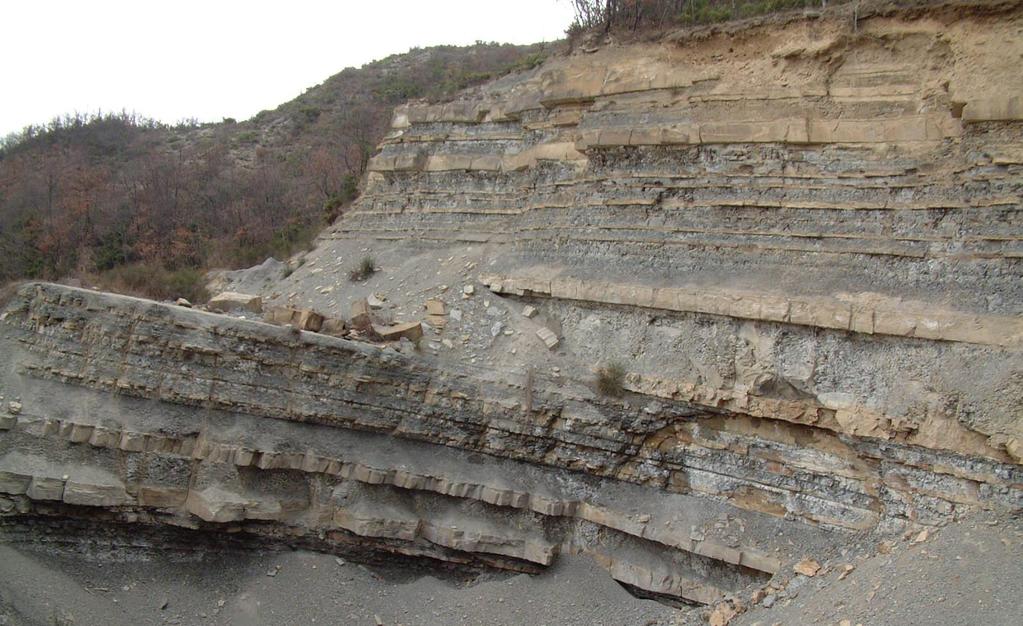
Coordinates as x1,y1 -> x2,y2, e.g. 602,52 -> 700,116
264,307 -> 325,332
536,327 -> 559,349
296,309 -> 324,332
320,318 -> 347,336
373,321 -> 423,343
351,299 -> 373,331
208,292 -> 262,314
425,299 -> 446,315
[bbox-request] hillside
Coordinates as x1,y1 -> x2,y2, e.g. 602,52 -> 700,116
0,42 -> 548,300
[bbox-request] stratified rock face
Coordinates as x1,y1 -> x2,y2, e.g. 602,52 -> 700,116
334,1 -> 1023,459
0,281 -> 1019,603
1,2 -> 1022,608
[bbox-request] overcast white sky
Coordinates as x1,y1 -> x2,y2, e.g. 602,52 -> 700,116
0,0 -> 575,137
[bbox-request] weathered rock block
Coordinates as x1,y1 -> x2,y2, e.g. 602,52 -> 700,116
208,292 -> 263,314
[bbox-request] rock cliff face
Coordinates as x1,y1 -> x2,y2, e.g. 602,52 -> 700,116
341,0 -> 1023,462
2,0 -> 1022,610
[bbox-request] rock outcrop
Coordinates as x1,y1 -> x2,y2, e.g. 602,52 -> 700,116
2,0 -> 1021,611
332,0 -> 1023,464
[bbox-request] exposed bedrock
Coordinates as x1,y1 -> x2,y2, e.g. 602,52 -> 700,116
345,1 -> 1023,315
2,0 -> 1022,609
0,281 -> 1020,603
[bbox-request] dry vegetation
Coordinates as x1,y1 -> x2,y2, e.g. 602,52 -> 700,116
596,362 -> 627,397
566,0 -> 874,35
348,256 -> 377,282
0,43 -> 547,300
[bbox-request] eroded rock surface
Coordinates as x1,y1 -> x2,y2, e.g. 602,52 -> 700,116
1,1 -> 1021,618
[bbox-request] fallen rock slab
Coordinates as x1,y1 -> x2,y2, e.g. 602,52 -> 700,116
536,327 -> 559,349
351,299 -> 373,331
320,318 -> 347,336
373,321 -> 423,342
793,558 -> 821,577
265,307 -> 325,332
425,299 -> 446,315
296,309 -> 325,332
208,292 -> 263,314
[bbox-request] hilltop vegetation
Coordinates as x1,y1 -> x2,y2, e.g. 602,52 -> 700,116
0,42 -> 547,300
566,0 -> 855,33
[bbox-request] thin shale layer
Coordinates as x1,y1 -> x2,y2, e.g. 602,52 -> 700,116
2,0 -> 1023,609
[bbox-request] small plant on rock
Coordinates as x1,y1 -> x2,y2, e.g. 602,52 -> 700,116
348,255 -> 377,282
596,361 -> 626,397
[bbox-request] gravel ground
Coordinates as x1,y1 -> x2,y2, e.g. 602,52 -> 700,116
0,545 -> 678,626
2,512 -> 1021,625
734,510 -> 1023,626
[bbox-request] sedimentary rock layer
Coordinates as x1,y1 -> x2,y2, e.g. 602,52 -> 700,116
1,283 -> 1020,602
341,1 -> 1023,317
321,0 -> 1023,464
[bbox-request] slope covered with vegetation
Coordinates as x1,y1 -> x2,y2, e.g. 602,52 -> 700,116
0,43 -> 547,301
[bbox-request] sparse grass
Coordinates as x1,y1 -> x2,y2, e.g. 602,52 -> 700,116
348,256 -> 377,282
678,0 -> 813,26
92,263 -> 208,304
50,609 -> 75,626
596,361 -> 627,397
503,51 -> 547,75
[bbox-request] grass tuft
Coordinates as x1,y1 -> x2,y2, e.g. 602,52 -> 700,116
596,362 -> 627,397
348,256 -> 377,282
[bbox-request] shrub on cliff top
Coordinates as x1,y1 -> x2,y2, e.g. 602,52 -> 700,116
95,263 -> 208,304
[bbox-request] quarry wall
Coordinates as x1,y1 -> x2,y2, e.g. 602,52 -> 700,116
2,0 -> 1021,607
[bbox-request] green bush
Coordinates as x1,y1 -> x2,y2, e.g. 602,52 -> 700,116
92,230 -> 134,272
596,362 -> 627,397
297,106 -> 321,126
324,174 -> 360,223
375,76 -> 424,103
348,256 -> 376,282
220,221 -> 319,269
505,51 -> 547,74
